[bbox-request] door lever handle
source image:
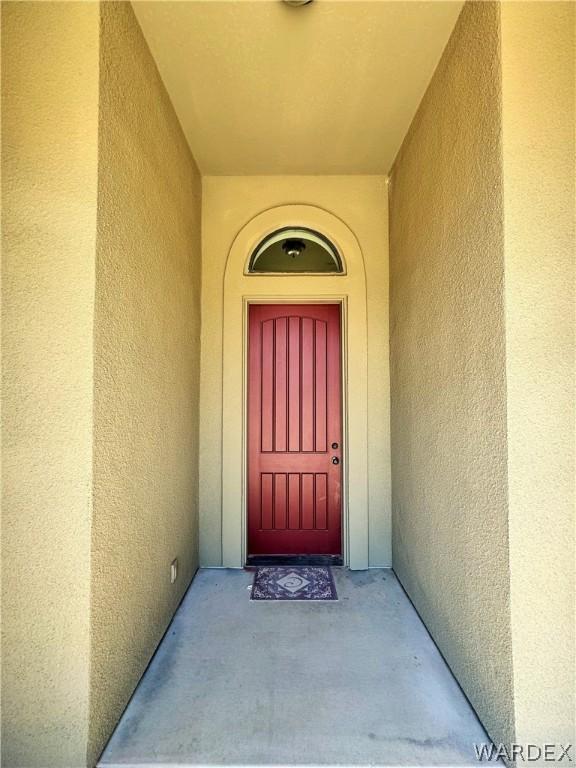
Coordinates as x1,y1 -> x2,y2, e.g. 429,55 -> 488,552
331,456 -> 340,465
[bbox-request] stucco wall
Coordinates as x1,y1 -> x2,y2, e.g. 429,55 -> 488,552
1,3 -> 99,765
200,176 -> 391,567
390,0 -> 576,750
89,3 -> 202,762
389,1 -> 516,747
2,3 -> 202,765
501,1 -> 575,746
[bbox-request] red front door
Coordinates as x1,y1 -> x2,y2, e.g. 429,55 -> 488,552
247,304 -> 342,557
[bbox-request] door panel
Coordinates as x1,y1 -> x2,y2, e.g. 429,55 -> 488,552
248,304 -> 342,556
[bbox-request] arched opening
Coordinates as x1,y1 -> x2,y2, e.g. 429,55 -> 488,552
248,227 -> 343,274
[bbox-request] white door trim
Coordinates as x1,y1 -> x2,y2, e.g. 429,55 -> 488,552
222,205 -> 369,569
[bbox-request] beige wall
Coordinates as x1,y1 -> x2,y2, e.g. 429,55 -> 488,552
89,2 -> 202,763
1,3 -> 99,764
390,0 -> 575,751
2,3 -> 202,765
389,1 -> 515,747
200,176 -> 391,567
501,1 -> 575,746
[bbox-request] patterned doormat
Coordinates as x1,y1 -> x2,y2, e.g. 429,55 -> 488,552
250,566 -> 338,601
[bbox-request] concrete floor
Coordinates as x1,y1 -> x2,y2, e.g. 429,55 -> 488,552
99,568 -> 490,767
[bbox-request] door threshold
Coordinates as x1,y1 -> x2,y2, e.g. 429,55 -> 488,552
246,555 -> 344,567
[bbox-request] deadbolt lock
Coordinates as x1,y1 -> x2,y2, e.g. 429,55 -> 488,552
331,442 -> 339,449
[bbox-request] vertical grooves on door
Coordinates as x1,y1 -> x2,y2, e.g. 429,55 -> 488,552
299,317 -> 303,454
272,472 -> 276,529
274,318 -> 288,452
288,317 -> 301,453
312,472 -> 316,529
298,474 -> 302,529
312,321 -> 316,452
260,473 -> 273,530
314,320 -> 328,453
323,321 -> 328,452
260,326 -> 263,453
261,320 -> 274,453
286,317 -> 289,452
263,317 -> 330,455
272,319 -> 276,452
287,317 -> 291,452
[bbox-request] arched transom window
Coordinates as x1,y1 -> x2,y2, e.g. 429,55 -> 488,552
248,227 -> 343,274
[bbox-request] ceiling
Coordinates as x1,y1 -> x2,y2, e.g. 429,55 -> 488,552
133,1 -> 463,176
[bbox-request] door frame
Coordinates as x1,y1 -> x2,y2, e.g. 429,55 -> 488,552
222,204 -> 369,569
244,299 -> 347,563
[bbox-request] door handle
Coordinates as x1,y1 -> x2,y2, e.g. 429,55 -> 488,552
331,456 -> 340,465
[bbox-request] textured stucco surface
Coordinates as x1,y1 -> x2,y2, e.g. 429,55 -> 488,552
1,3 -> 99,765
89,3 -> 202,763
501,1 -> 575,746
132,1 -> 463,175
200,176 -> 391,567
389,1 -> 516,747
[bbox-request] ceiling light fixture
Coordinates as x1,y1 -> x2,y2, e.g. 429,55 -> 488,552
282,239 -> 306,259
283,0 -> 313,6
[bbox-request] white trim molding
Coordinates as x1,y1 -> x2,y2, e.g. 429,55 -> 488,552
222,205 -> 369,569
